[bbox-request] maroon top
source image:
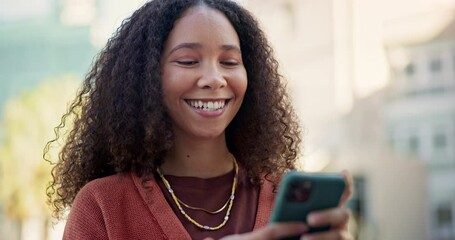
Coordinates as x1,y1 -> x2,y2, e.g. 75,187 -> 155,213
155,167 -> 259,240
62,172 -> 275,239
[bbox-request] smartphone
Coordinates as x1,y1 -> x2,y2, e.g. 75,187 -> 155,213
269,171 -> 346,239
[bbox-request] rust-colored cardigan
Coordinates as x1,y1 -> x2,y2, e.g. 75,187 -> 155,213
63,172 -> 275,239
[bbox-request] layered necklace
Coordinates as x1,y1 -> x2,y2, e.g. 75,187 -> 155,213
156,155 -> 238,231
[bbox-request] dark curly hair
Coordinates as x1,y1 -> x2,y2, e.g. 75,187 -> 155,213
45,0 -> 301,220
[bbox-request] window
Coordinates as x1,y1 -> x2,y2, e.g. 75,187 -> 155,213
405,63 -> 414,76
409,135 -> 419,153
435,202 -> 455,234
348,176 -> 367,232
437,204 -> 452,225
433,133 -> 447,150
430,58 -> 442,73
453,50 -> 455,84
435,203 -> 454,239
429,58 -> 443,84
453,50 -> 455,72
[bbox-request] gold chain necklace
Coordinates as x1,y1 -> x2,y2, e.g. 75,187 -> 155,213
177,196 -> 230,214
156,156 -> 238,231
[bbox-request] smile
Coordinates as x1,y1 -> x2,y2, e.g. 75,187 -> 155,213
185,99 -> 229,112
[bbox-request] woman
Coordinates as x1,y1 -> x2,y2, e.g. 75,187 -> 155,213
45,0 -> 352,239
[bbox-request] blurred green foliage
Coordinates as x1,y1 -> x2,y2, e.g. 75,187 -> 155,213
0,75 -> 79,221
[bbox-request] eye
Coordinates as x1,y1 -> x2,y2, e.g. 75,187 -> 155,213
220,61 -> 239,67
176,60 -> 199,66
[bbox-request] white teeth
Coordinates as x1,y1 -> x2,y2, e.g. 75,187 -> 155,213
186,100 -> 227,111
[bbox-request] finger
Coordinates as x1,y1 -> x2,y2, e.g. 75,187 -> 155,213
249,223 -> 307,240
221,223 -> 308,240
339,170 -> 353,206
301,229 -> 352,240
307,207 -> 350,229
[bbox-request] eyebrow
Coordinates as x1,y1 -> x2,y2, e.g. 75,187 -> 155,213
168,43 -> 241,55
221,44 -> 241,53
169,43 -> 202,55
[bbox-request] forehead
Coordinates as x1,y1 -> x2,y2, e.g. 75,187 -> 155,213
164,6 -> 240,48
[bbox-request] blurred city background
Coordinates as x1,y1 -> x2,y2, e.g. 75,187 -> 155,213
0,0 -> 454,239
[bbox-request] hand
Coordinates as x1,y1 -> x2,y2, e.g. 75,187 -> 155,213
203,222 -> 308,240
300,170 -> 353,240
204,170 -> 354,240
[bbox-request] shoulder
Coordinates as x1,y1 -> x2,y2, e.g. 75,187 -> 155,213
76,174 -> 132,198
64,174 -> 134,239
73,173 -> 141,208
65,173 -> 162,239
82,173 -> 133,191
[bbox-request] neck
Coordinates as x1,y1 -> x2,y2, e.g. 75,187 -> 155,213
160,132 -> 233,178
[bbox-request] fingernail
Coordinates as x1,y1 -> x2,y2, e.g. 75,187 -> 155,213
307,214 -> 318,225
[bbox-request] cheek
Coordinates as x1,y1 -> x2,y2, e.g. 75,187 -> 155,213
161,69 -> 191,98
161,69 -> 177,90
232,70 -> 248,97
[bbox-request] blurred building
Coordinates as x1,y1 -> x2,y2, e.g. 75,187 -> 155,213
244,0 -> 454,239
385,11 -> 455,240
329,90 -> 427,240
244,0 -> 426,239
331,7 -> 455,240
241,0 -> 342,150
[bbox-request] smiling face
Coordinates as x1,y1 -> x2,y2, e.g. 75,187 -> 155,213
161,6 -> 247,140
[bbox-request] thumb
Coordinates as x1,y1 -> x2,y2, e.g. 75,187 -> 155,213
339,170 -> 353,206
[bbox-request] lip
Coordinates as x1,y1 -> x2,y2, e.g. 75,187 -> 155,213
185,98 -> 231,101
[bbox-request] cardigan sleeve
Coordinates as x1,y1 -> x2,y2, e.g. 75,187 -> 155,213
63,185 -> 109,240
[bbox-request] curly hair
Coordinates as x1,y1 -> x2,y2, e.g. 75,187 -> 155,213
45,0 -> 301,220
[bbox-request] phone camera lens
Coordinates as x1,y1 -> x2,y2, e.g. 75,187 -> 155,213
288,181 -> 312,202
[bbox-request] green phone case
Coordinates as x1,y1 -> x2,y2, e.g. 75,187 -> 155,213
270,171 -> 346,240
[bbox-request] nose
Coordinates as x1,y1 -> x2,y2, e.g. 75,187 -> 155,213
197,63 -> 227,90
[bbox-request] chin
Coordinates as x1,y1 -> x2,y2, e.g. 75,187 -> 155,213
194,131 -> 224,139
192,127 -> 226,139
